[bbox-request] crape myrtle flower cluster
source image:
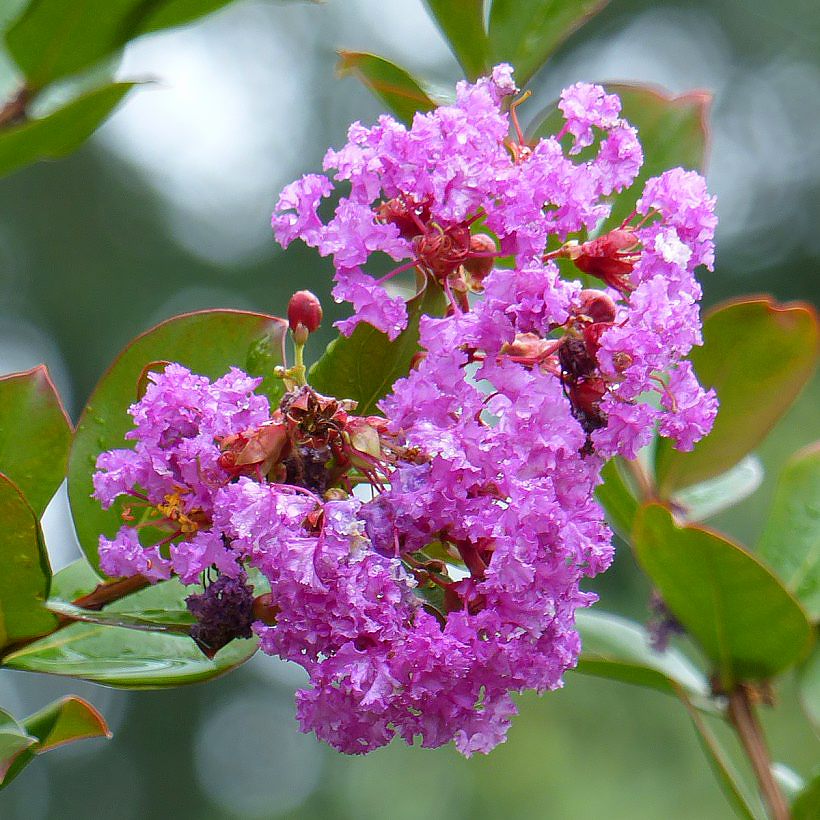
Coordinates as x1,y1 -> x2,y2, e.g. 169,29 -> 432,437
93,65 -> 717,757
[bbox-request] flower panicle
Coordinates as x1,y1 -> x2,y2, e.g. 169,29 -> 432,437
94,64 -> 717,759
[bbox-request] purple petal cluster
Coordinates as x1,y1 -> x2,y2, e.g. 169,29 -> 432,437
271,65 -> 643,336
93,363 -> 269,580
94,65 -> 719,761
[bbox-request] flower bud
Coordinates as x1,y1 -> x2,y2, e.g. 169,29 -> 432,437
374,197 -> 429,239
287,290 -> 323,335
577,289 -> 617,324
462,233 -> 497,287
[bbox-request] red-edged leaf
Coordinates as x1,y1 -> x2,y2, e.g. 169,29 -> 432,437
0,365 -> 72,516
0,472 -> 57,645
21,696 -> 111,752
337,52 -> 436,126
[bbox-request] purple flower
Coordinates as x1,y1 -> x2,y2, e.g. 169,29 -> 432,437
558,82 -> 623,153
92,363 -> 270,582
93,65 -> 719,761
270,68 -> 644,338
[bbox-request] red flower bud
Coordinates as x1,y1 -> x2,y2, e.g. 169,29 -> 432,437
374,197 -> 430,239
462,233 -> 497,285
287,290 -> 323,335
577,289 -> 617,324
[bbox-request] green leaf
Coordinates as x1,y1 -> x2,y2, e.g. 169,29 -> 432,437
67,310 -> 288,572
21,696 -> 110,752
0,366 -> 72,516
632,504 -> 814,687
46,600 -> 195,634
2,577 -> 258,687
310,283 -> 444,416
421,0 -> 488,81
594,457 -> 638,541
798,642 -> 820,733
2,623 -> 258,688
577,609 -> 763,819
0,710 -> 37,788
574,610 -> 712,704
4,0 -> 234,90
671,455 -> 763,525
48,558 -> 102,601
757,444 -> 820,620
655,299 -> 820,495
337,52 -> 436,127
771,764 -> 805,803
488,0 -> 610,88
793,773 -> 820,820
0,473 -> 57,644
128,0 -> 235,39
6,0 -> 130,88
674,688 -> 764,820
0,82 -> 135,178
0,696 -> 111,789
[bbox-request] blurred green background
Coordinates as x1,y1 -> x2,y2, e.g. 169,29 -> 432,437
0,0 -> 818,817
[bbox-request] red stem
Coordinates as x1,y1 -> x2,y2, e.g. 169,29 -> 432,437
726,685 -> 790,820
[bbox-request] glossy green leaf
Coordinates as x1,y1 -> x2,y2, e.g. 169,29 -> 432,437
22,696 -> 110,752
337,52 -> 436,127
0,710 -> 36,788
793,773 -> 820,820
46,600 -> 195,633
0,82 -> 135,178
3,576 -> 258,687
2,624 -> 257,688
594,457 -> 638,541
574,610 -> 712,705
243,316 -> 290,407
0,366 -> 72,516
798,643 -> 820,733
632,504 -> 813,687
421,0 -> 488,80
4,0 -> 234,90
488,0 -> 610,88
67,310 -> 288,571
757,444 -> 820,620
310,283 -> 444,416
655,300 -> 820,495
671,455 -> 763,525
0,473 -> 57,644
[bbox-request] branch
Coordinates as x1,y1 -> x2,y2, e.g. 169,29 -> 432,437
726,684 -> 790,820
